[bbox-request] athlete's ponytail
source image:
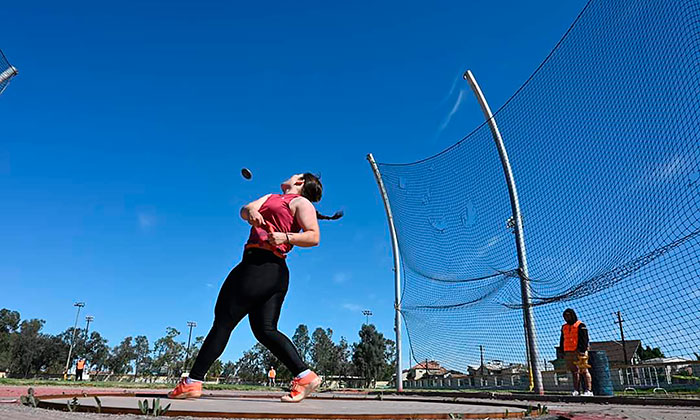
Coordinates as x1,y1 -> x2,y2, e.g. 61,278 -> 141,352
317,210 -> 344,220
300,172 -> 343,221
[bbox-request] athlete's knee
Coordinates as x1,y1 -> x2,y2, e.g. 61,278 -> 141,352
212,316 -> 236,333
251,324 -> 280,343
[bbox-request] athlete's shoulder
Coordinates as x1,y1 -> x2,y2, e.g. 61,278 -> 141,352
289,195 -> 314,207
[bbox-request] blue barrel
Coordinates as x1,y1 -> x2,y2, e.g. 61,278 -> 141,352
589,350 -> 614,396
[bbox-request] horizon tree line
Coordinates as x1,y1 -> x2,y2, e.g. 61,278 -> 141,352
0,308 -> 395,386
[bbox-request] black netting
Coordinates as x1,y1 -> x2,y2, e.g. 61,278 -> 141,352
375,0 -> 700,389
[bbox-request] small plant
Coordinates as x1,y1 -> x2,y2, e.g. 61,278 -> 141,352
448,414 -> 463,419
94,396 -> 102,414
530,403 -> 549,415
66,397 -> 80,412
19,387 -> 38,408
138,398 -> 171,417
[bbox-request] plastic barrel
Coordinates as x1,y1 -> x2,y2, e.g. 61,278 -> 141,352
589,350 -> 614,396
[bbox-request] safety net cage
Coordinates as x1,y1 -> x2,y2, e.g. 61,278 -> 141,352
374,0 -> 700,390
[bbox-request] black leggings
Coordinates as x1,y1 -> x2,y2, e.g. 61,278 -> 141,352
189,248 -> 307,381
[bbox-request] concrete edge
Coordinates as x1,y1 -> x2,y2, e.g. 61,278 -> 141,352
370,390 -> 700,407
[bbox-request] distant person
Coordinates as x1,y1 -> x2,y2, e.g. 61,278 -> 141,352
168,173 -> 341,403
558,308 -> 593,396
268,367 -> 277,387
76,359 -> 86,381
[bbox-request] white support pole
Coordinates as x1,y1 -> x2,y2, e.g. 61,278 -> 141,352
367,153 -> 403,392
463,70 -> 544,395
0,66 -> 18,85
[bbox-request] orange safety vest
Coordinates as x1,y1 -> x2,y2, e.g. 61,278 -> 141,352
268,369 -> 276,379
77,360 -> 86,369
562,320 -> 581,351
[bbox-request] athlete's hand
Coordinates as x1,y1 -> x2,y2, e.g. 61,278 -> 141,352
247,209 -> 266,228
267,232 -> 289,246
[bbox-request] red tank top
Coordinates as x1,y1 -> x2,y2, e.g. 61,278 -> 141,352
246,194 -> 302,257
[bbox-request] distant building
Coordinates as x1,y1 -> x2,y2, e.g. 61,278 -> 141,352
466,360 -> 527,376
405,360 -> 449,381
589,340 -> 642,366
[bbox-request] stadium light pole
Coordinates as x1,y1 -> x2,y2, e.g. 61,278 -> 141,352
362,310 -> 373,325
367,153 -> 403,392
64,302 -> 85,380
463,70 -> 544,395
84,316 -> 94,340
184,321 -> 197,374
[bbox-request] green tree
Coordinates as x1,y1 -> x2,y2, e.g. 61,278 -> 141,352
38,334 -> 70,374
292,324 -> 311,363
209,359 -> 224,378
84,331 -> 110,372
638,346 -> 665,360
382,339 -> 396,381
133,335 -> 151,378
311,328 -> 336,375
108,337 -> 136,374
0,309 -> 21,371
222,361 -> 236,379
333,337 -> 352,377
185,335 -> 205,374
234,346 -> 264,382
352,324 -> 388,387
10,319 -> 47,378
153,328 -> 185,379
57,327 -> 86,371
257,344 -> 292,381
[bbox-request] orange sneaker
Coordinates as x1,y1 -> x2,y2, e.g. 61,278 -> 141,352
168,377 -> 203,399
281,371 -> 321,403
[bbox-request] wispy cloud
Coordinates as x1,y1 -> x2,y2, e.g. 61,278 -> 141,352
342,303 -> 362,312
439,73 -> 462,106
333,272 -> 350,284
651,154 -> 695,181
477,234 -> 504,257
138,212 -> 156,230
206,283 -> 216,289
436,89 -> 466,137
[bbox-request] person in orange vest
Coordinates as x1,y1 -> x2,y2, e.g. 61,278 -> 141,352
558,308 -> 592,396
76,359 -> 86,382
268,366 -> 277,387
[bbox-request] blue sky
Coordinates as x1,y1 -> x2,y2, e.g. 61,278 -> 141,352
0,0 -> 588,368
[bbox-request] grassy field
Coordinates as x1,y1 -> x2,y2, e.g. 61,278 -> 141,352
0,378 -> 272,391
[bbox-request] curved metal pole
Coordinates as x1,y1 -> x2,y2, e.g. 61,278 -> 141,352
463,70 -> 544,395
0,66 -> 18,85
367,153 -> 403,392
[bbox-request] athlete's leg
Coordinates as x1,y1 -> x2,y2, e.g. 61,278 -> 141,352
189,266 -> 249,381
249,291 -> 308,376
189,249 -> 291,381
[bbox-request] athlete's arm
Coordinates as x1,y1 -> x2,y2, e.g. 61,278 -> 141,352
577,323 -> 589,353
241,194 -> 272,227
557,327 -> 564,358
287,197 -> 320,247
